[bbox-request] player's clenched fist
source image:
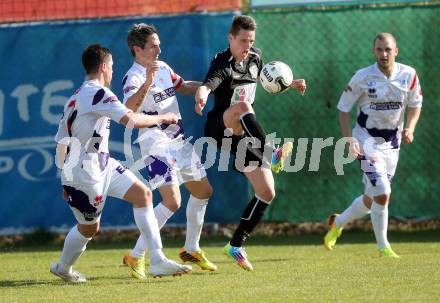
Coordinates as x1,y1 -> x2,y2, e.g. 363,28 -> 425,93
402,128 -> 414,144
160,112 -> 179,124
194,85 -> 212,116
349,140 -> 363,159
145,61 -> 160,88
290,79 -> 307,95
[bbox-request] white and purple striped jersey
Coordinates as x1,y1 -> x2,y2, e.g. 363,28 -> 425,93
337,62 -> 422,149
122,61 -> 185,146
55,80 -> 130,172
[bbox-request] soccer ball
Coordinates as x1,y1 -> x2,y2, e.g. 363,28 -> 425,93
260,61 -> 293,94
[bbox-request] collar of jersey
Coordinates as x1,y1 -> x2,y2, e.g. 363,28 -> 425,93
133,61 -> 146,71
373,62 -> 401,80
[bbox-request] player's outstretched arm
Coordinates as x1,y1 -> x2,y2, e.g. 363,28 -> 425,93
290,79 -> 307,95
195,85 -> 211,116
402,107 -> 422,144
178,81 -> 202,96
119,111 -> 178,128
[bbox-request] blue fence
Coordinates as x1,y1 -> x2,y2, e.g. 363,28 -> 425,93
0,12 -> 251,231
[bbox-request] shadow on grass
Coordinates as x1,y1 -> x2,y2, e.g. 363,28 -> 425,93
0,279 -> 69,288
0,276 -> 176,288
1,231 -> 438,253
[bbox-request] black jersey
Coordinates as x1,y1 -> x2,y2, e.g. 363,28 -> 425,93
203,47 -> 263,115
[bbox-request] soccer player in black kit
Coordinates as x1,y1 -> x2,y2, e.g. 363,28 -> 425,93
195,15 -> 307,271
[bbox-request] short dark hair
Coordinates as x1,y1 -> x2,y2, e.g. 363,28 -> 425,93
373,32 -> 397,47
127,23 -> 158,56
81,44 -> 111,75
230,15 -> 257,36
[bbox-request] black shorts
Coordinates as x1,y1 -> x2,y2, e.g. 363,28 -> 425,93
204,111 -> 263,169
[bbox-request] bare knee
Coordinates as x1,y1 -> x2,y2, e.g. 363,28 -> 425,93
374,193 -> 391,205
77,222 -> 99,238
363,195 -> 373,208
224,102 -> 254,123
135,188 -> 152,208
256,187 -> 276,203
236,101 -> 253,115
202,183 -> 213,199
192,183 -> 213,200
163,197 -> 182,212
124,181 -> 153,208
162,194 -> 182,212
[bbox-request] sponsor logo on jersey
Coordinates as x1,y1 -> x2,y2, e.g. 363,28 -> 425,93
233,87 -> 247,103
368,87 -> 377,98
93,195 -> 104,207
116,165 -> 126,174
231,83 -> 257,105
153,87 -> 176,103
370,102 -> 403,110
366,80 -> 376,87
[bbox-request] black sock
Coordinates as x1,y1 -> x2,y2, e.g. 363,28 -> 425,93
240,113 -> 272,163
230,196 -> 269,247
240,112 -> 267,156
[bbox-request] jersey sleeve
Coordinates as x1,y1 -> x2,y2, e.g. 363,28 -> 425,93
255,48 -> 263,76
92,87 -> 131,122
167,64 -> 184,90
337,72 -> 363,112
122,73 -> 143,103
407,71 -> 423,108
203,55 -> 229,91
54,98 -> 76,144
55,99 -> 71,145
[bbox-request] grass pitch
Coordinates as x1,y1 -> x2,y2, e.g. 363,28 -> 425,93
1,231 -> 439,303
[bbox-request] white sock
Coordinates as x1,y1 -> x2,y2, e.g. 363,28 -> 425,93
59,225 -> 91,273
335,195 -> 371,227
154,202 -> 175,229
133,206 -> 166,265
370,201 -> 390,249
184,195 -> 209,252
131,202 -> 174,258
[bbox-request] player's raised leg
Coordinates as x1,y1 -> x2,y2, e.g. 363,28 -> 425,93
324,195 -> 372,250
223,101 -> 293,173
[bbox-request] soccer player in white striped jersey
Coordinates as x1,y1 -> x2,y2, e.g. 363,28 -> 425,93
324,33 -> 423,258
121,24 -> 216,278
50,44 -> 191,283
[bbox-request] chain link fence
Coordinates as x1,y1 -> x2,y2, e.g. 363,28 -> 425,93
0,1 -> 438,225
250,4 -> 440,221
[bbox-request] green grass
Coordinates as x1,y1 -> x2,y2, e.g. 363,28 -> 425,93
1,231 -> 440,303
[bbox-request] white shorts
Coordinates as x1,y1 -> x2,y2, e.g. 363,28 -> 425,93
141,139 -> 207,190
359,148 -> 399,197
61,157 -> 137,224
